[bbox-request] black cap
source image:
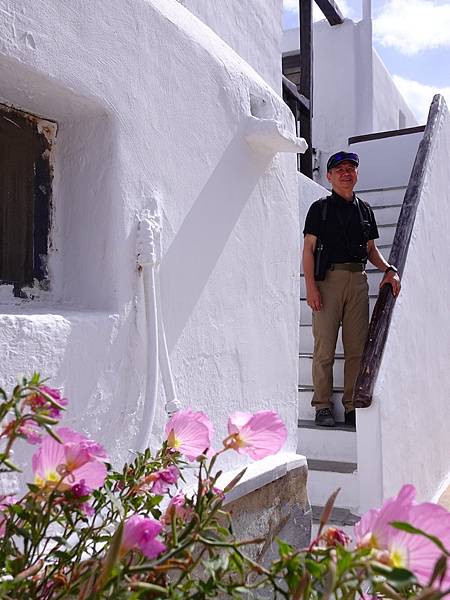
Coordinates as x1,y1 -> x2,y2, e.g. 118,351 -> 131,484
327,151 -> 359,171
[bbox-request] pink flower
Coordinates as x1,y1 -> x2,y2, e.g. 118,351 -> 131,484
80,502 -> 95,517
355,485 -> 450,587
18,421 -> 42,445
32,427 -> 107,493
28,386 -> 68,419
150,466 -> 179,494
165,409 -> 213,461
226,410 -> 287,459
0,495 -> 16,536
122,514 -> 166,559
320,527 -> 351,547
164,492 -> 192,522
71,479 -> 91,498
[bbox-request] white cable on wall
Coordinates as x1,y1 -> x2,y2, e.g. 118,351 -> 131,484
135,208 -> 181,451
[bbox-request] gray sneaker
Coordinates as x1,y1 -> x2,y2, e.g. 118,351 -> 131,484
315,408 -> 335,427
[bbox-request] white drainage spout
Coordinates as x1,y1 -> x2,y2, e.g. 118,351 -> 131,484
245,116 -> 308,154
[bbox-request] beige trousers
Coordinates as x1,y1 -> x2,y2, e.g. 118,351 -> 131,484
311,269 -> 369,412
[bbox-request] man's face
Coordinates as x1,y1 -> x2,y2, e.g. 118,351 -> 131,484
327,160 -> 358,197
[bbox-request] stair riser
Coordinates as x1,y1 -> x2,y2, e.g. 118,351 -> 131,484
307,469 -> 359,509
371,204 -> 402,225
355,187 -> 406,207
298,390 -> 345,421
297,428 -> 357,462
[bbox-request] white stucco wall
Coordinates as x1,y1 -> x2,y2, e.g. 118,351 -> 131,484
283,21 -> 418,187
358,99 -> 450,509
298,172 -> 328,228
372,50 -> 418,131
181,0 -> 283,91
0,0 -> 301,474
351,131 -> 423,191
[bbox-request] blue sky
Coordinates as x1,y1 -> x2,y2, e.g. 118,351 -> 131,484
283,0 -> 450,123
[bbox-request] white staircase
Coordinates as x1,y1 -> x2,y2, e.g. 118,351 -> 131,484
298,128 -> 424,529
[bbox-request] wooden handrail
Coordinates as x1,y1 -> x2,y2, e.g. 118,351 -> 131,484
352,94 -> 446,408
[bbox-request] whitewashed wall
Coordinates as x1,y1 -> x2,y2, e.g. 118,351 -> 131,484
372,50 -> 417,131
283,21 -> 417,188
298,172 -> 328,227
0,0 -> 300,474
181,0 -> 283,91
358,100 -> 450,510
352,131 -> 423,191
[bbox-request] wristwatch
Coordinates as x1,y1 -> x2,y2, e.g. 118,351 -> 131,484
385,265 -> 398,274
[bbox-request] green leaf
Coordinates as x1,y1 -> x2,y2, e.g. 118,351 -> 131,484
223,468 -> 247,493
384,567 -> 417,588
277,537 -> 294,558
319,488 -> 340,530
429,554 -> 448,587
2,458 -> 22,473
42,424 -> 63,444
130,582 -> 169,595
305,558 -> 325,578
95,521 -> 124,592
27,483 -> 40,493
232,586 -> 254,596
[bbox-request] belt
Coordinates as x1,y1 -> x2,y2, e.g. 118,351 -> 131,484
329,263 -> 365,272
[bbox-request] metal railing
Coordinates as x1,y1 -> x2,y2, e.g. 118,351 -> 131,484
352,94 -> 445,408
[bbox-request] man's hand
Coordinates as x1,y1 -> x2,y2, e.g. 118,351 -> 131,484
307,283 -> 322,311
380,271 -> 401,297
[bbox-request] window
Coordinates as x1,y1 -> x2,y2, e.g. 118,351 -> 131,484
0,104 -> 55,297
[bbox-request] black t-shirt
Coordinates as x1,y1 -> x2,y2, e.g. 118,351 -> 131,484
303,191 -> 379,264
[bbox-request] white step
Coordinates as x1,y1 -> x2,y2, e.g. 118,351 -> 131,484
376,223 -> 397,246
298,387 -> 346,422
311,504 -> 360,541
297,421 -> 357,462
308,467 -> 359,510
357,187 -> 406,208
371,204 -> 402,225
300,297 -> 377,326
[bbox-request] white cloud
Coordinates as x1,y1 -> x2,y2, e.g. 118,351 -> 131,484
393,74 -> 450,122
374,0 -> 450,54
283,0 -> 354,22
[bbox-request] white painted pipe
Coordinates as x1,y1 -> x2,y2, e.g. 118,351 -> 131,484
135,211 -> 181,451
135,218 -> 159,452
156,274 -> 181,417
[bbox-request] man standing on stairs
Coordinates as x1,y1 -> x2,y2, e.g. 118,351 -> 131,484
302,151 -> 401,428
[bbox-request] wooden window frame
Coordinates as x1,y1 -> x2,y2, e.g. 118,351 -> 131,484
0,104 -> 56,297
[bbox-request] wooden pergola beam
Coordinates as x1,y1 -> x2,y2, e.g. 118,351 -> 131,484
314,0 -> 344,26
299,0 -> 313,178
282,76 -> 310,112
286,0 -> 344,178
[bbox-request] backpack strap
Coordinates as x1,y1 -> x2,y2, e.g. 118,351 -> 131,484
318,196 -> 329,236
355,196 -> 371,241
